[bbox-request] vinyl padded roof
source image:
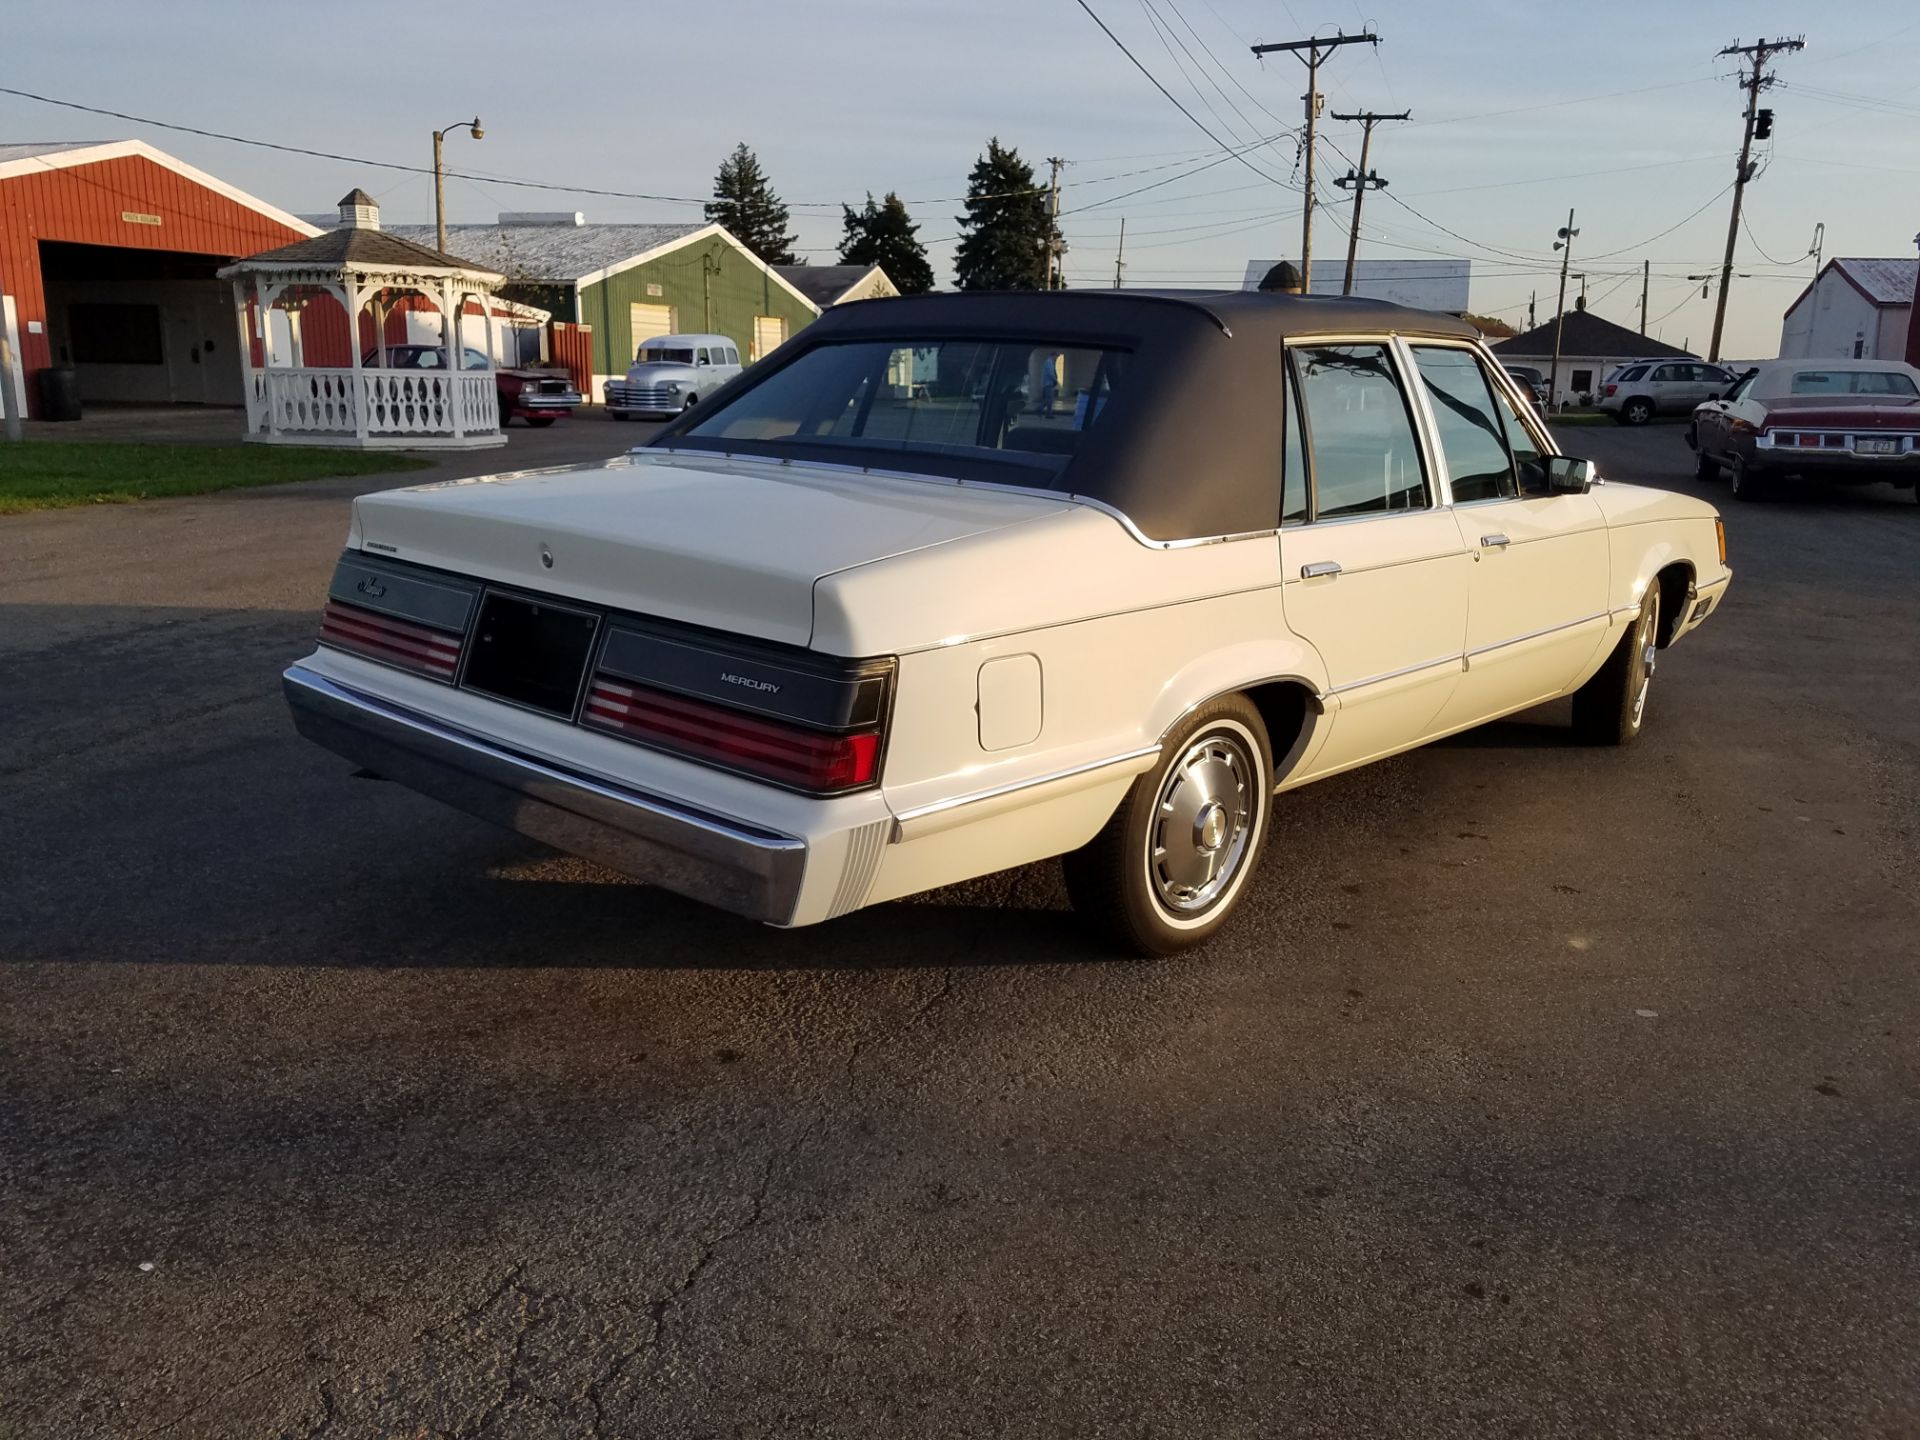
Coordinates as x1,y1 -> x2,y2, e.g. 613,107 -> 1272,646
652,289 -> 1483,542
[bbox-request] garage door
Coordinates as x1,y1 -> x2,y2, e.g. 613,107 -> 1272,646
628,302 -> 676,361
752,315 -> 787,362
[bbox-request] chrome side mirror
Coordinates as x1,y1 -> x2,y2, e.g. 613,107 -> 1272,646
1546,456 -> 1597,494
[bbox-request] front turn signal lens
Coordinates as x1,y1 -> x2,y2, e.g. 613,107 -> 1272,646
1716,518 -> 1727,566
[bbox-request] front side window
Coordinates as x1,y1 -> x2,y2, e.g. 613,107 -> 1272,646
1411,346 -> 1518,504
1652,364 -> 1685,383
1290,343 -> 1429,518
680,338 -> 1128,475
696,348 -> 711,366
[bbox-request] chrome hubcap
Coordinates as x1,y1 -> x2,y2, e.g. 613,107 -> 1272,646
1150,733 -> 1255,914
1631,597 -> 1659,727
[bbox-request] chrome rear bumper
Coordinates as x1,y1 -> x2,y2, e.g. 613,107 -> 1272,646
283,664 -> 807,923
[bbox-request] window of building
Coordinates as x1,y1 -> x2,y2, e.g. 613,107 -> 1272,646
1289,343 -> 1429,518
1571,368 -> 1593,392
1411,346 -> 1518,504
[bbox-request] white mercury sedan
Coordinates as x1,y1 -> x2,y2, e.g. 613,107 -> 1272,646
285,291 -> 1731,954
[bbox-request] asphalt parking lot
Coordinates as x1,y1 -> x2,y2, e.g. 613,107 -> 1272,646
2,418 -> 1916,1438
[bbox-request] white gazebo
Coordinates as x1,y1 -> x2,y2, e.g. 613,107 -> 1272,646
219,190 -> 508,448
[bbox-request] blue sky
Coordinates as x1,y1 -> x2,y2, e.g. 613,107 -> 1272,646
6,0 -> 1915,358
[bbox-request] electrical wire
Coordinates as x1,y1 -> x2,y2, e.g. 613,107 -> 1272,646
1068,0 -> 1294,190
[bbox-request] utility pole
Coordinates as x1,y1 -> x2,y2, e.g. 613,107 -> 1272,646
1549,209 -> 1578,412
1250,31 -> 1380,293
1640,259 -> 1650,335
1708,36 -> 1804,362
1044,156 -> 1068,291
1114,218 -> 1126,288
432,116 -> 484,253
1528,290 -> 1536,330
1330,109 -> 1408,295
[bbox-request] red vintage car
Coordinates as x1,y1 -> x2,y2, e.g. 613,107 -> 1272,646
365,345 -> 584,428
1690,359 -> 1920,502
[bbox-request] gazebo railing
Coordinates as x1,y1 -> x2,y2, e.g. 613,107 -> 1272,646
258,367 -> 499,439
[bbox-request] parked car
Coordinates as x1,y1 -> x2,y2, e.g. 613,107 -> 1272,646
287,292 -> 1730,955
605,333 -> 744,419
1688,358 -> 1920,502
363,344 -> 583,428
1502,363 -> 1549,408
1599,358 -> 1738,425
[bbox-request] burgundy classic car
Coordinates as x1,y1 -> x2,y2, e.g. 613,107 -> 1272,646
1690,359 -> 1920,502
366,345 -> 584,428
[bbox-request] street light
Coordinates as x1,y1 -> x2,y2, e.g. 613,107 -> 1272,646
433,117 -> 484,253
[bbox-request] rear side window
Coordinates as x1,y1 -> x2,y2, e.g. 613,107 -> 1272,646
1411,346 -> 1517,504
1618,365 -> 1649,382
1291,343 -> 1430,518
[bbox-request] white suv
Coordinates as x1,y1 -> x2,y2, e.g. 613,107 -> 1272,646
1600,359 -> 1738,425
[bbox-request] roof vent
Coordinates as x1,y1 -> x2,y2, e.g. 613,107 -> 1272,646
337,188 -> 380,231
498,211 -> 585,227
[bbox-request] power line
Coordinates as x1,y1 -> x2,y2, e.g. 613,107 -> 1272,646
1069,0 -> 1293,190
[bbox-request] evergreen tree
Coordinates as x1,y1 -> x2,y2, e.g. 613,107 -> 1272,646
837,192 -> 935,294
706,143 -> 798,265
953,138 -> 1054,291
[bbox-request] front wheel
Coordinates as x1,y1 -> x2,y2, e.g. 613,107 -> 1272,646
1063,696 -> 1273,956
1693,440 -> 1720,480
1727,453 -> 1765,502
1571,584 -> 1660,746
682,394 -> 699,412
526,416 -> 557,428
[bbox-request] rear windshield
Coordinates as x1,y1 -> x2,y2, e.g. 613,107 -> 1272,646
1789,369 -> 1919,396
677,338 -> 1129,475
639,347 -> 696,364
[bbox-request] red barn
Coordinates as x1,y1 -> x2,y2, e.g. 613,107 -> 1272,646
0,139 -> 317,416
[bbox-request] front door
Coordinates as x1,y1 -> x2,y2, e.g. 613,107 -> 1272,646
1279,341 -> 1472,779
1406,343 -> 1610,727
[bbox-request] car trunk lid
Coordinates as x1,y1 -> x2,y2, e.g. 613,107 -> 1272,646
1763,395 -> 1920,431
349,450 -> 1074,647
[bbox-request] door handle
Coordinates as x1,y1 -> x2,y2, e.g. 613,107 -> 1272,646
1300,560 -> 1342,579
1480,533 -> 1511,549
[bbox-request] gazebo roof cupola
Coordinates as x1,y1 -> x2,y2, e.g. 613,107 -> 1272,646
338,188 -> 381,230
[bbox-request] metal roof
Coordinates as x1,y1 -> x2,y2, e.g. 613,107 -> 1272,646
1831,258 -> 1918,307
385,221 -> 708,284
774,264 -> 880,307
225,226 -> 502,279
0,141 -> 105,165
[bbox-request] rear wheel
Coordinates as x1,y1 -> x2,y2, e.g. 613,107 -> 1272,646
1572,584 -> 1660,746
1063,695 -> 1272,956
608,410 -> 631,421
1622,397 -> 1654,426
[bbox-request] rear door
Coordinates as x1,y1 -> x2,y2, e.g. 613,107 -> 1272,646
1279,340 -> 1472,779
1408,344 -> 1610,728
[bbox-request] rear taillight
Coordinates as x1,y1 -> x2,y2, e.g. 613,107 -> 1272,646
585,675 -> 881,794
1604,383 -> 1617,397
320,598 -> 462,680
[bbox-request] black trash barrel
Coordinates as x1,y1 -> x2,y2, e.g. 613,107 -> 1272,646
36,367 -> 82,421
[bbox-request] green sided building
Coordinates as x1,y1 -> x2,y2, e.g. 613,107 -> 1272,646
393,213 -> 821,402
